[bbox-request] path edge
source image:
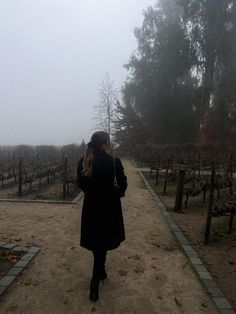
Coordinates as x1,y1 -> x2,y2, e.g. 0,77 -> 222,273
0,191 -> 84,205
139,171 -> 236,314
0,242 -> 40,298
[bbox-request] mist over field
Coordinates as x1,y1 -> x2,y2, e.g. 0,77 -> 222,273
0,0 -> 155,146
0,0 -> 235,150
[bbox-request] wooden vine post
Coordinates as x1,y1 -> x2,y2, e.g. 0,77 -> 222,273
204,161 -> 215,245
230,154 -> 233,180
18,158 -> 23,197
155,160 -> 161,186
198,152 -> 201,177
163,158 -> 170,195
228,210 -> 235,234
63,157 -> 68,199
174,161 -> 186,212
13,152 -> 17,183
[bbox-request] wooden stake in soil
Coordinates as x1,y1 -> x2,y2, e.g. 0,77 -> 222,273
228,209 -> 235,234
230,154 -> 233,180
18,158 -> 23,197
204,161 -> 215,245
63,157 -> 68,199
198,152 -> 201,177
174,162 -> 185,212
13,152 -> 16,180
155,161 -> 161,186
163,159 -> 170,195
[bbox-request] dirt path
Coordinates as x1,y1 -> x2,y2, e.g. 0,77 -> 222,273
0,160 -> 217,314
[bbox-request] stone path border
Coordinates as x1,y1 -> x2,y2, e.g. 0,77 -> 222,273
0,191 -> 84,205
139,171 -> 236,314
0,241 -> 40,298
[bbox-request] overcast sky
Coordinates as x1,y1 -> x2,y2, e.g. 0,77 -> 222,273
0,0 -> 155,146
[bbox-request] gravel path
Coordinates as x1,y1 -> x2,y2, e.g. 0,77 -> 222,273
0,160 -> 217,314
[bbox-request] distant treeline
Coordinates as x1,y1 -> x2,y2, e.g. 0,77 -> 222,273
0,142 -> 86,161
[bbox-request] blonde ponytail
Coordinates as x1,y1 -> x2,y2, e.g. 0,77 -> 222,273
81,131 -> 110,177
82,147 -> 94,177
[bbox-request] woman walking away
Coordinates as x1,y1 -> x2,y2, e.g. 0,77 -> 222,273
77,131 -> 127,302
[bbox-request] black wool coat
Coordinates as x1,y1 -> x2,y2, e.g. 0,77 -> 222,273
77,151 -> 127,251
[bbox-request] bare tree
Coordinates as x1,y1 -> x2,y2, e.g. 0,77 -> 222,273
94,73 -> 118,137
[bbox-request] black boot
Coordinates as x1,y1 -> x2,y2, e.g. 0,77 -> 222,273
90,249 -> 107,300
99,268 -> 107,281
89,278 -> 99,302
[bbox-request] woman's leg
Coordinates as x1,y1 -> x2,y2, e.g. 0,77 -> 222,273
89,249 -> 107,301
92,249 -> 107,280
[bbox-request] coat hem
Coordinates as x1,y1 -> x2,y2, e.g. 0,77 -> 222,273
80,239 -> 125,251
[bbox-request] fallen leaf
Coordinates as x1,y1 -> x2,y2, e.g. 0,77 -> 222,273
5,304 -> 17,312
200,307 -> 206,312
134,267 -> 145,273
6,256 -> 18,264
50,270 -> 56,276
66,289 -> 73,293
23,278 -> 33,286
174,297 -> 182,307
15,280 -> 23,286
200,302 -> 207,311
32,280 -> 40,287
118,270 -> 128,276
128,255 -> 141,260
70,246 -> 76,250
151,243 -> 160,248
151,266 -> 157,269
200,302 -> 207,309
10,238 -> 21,242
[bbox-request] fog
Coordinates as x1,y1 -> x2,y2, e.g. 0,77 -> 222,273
0,0 -> 155,146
